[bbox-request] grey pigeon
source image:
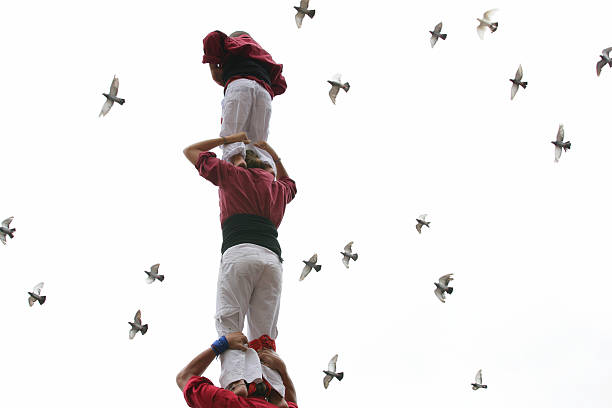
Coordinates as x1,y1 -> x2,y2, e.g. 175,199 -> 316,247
429,22 -> 447,48
299,253 -> 321,281
477,9 -> 498,39
551,124 -> 570,163
128,310 -> 148,339
328,74 -> 350,104
471,369 -> 488,390
434,273 -> 454,303
323,354 -> 344,389
28,282 -> 46,306
145,263 -> 165,284
596,47 -> 612,76
341,241 -> 358,268
294,0 -> 315,28
416,214 -> 430,234
510,64 -> 527,100
99,76 -> 125,117
0,216 -> 16,245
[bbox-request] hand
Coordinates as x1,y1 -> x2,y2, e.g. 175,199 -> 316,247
225,132 -> 251,145
253,141 -> 278,160
226,332 -> 248,351
258,349 -> 286,372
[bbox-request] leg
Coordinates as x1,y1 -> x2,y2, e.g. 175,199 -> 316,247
220,79 -> 256,166
246,84 -> 275,172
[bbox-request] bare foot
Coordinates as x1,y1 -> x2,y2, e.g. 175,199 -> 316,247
230,154 -> 247,168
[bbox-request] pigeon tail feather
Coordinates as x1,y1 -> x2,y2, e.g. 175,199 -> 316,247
446,287 -> 453,294
336,372 -> 344,381
351,253 -> 358,261
343,83 -> 350,92
482,385 -> 488,388
116,98 -> 126,105
39,295 -> 46,305
306,9 -> 315,18
490,23 -> 498,32
313,265 -> 322,272
440,34 -> 447,40
141,324 -> 149,335
157,275 -> 165,282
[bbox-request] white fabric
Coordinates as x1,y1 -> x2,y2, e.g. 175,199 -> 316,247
215,243 -> 285,397
219,78 -> 277,175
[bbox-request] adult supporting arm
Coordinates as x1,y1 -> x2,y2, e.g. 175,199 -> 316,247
253,141 -> 288,180
176,332 -> 248,391
183,132 -> 250,166
258,349 -> 297,404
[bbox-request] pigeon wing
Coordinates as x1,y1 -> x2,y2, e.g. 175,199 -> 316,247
328,354 -> 338,372
475,369 -> 483,385
416,223 -> 423,233
434,22 -> 442,34
342,255 -> 350,268
556,125 -> 564,142
418,214 -> 427,221
32,282 -> 44,295
323,374 -> 333,389
331,73 -> 342,83
329,85 -> 340,104
344,241 -> 353,253
434,287 -> 446,303
28,295 -> 36,307
0,234 -> 6,245
129,328 -> 138,339
309,253 -> 318,264
99,99 -> 114,117
134,310 -> 142,325
1,216 -> 13,228
300,0 -> 309,8
555,145 -> 562,162
295,11 -> 305,28
515,65 -> 523,81
602,47 -> 612,58
109,76 -> 119,97
476,23 -> 487,40
150,264 -> 160,274
299,264 -> 312,281
145,275 -> 155,284
483,9 -> 498,20
596,59 -> 606,76
430,35 -> 438,48
511,82 -> 519,100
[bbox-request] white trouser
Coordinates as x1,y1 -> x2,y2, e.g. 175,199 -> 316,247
219,78 -> 277,175
215,243 -> 285,397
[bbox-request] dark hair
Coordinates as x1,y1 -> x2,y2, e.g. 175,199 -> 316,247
230,31 -> 250,38
245,150 -> 271,170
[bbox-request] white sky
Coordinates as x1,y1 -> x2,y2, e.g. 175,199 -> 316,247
1,0 -> 611,407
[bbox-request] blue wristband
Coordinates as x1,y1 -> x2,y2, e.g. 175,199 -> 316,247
211,336 -> 229,356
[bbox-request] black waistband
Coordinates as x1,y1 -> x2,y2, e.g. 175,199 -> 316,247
221,214 -> 282,261
222,56 -> 271,86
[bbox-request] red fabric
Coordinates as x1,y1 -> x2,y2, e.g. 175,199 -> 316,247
202,31 -> 287,98
183,376 -> 298,408
248,335 -> 276,352
196,152 -> 296,228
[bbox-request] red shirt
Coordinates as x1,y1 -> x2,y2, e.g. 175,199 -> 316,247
183,376 -> 298,408
202,30 -> 287,98
196,152 -> 296,228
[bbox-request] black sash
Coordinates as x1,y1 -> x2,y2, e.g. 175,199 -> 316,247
221,214 -> 282,261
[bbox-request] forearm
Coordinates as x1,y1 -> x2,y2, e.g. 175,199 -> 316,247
274,159 -> 288,180
279,367 -> 297,404
176,347 -> 216,390
183,137 -> 225,165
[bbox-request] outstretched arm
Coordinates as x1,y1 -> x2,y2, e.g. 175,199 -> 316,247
176,332 -> 248,391
253,141 -> 288,179
258,349 -> 297,404
183,132 -> 250,166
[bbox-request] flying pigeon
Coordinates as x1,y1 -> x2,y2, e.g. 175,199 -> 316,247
28,282 -> 46,306
471,369 -> 488,390
294,0 -> 315,28
510,64 -> 527,100
416,214 -> 431,234
128,310 -> 148,339
596,47 -> 612,76
434,273 -> 454,303
327,74 -> 350,104
429,22 -> 447,48
551,124 -> 570,163
341,241 -> 358,268
299,253 -> 321,281
323,354 -> 344,389
0,216 -> 16,245
99,76 -> 125,117
476,9 -> 498,39
145,263 -> 165,284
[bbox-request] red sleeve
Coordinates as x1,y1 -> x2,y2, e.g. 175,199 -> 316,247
287,402 -> 298,408
202,31 -> 228,65
270,66 -> 287,97
183,375 -> 246,408
276,177 -> 297,204
196,151 -> 235,187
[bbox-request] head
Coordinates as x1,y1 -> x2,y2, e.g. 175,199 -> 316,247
230,30 -> 251,38
245,150 -> 275,176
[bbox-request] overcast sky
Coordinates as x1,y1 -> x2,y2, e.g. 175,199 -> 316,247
1,0 -> 611,407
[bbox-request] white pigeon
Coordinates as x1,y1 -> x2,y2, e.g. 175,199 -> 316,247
510,64 -> 527,100
471,369 -> 488,390
294,0 -> 315,28
340,241 -> 358,268
429,22 -> 447,48
128,310 -> 149,339
28,282 -> 46,306
323,354 -> 344,389
434,273 -> 454,303
596,47 -> 612,76
476,9 -> 499,40
99,75 -> 125,117
299,253 -> 321,281
145,263 -> 165,284
327,74 -> 350,104
0,216 -> 16,245
416,214 -> 431,234
551,124 -> 571,163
